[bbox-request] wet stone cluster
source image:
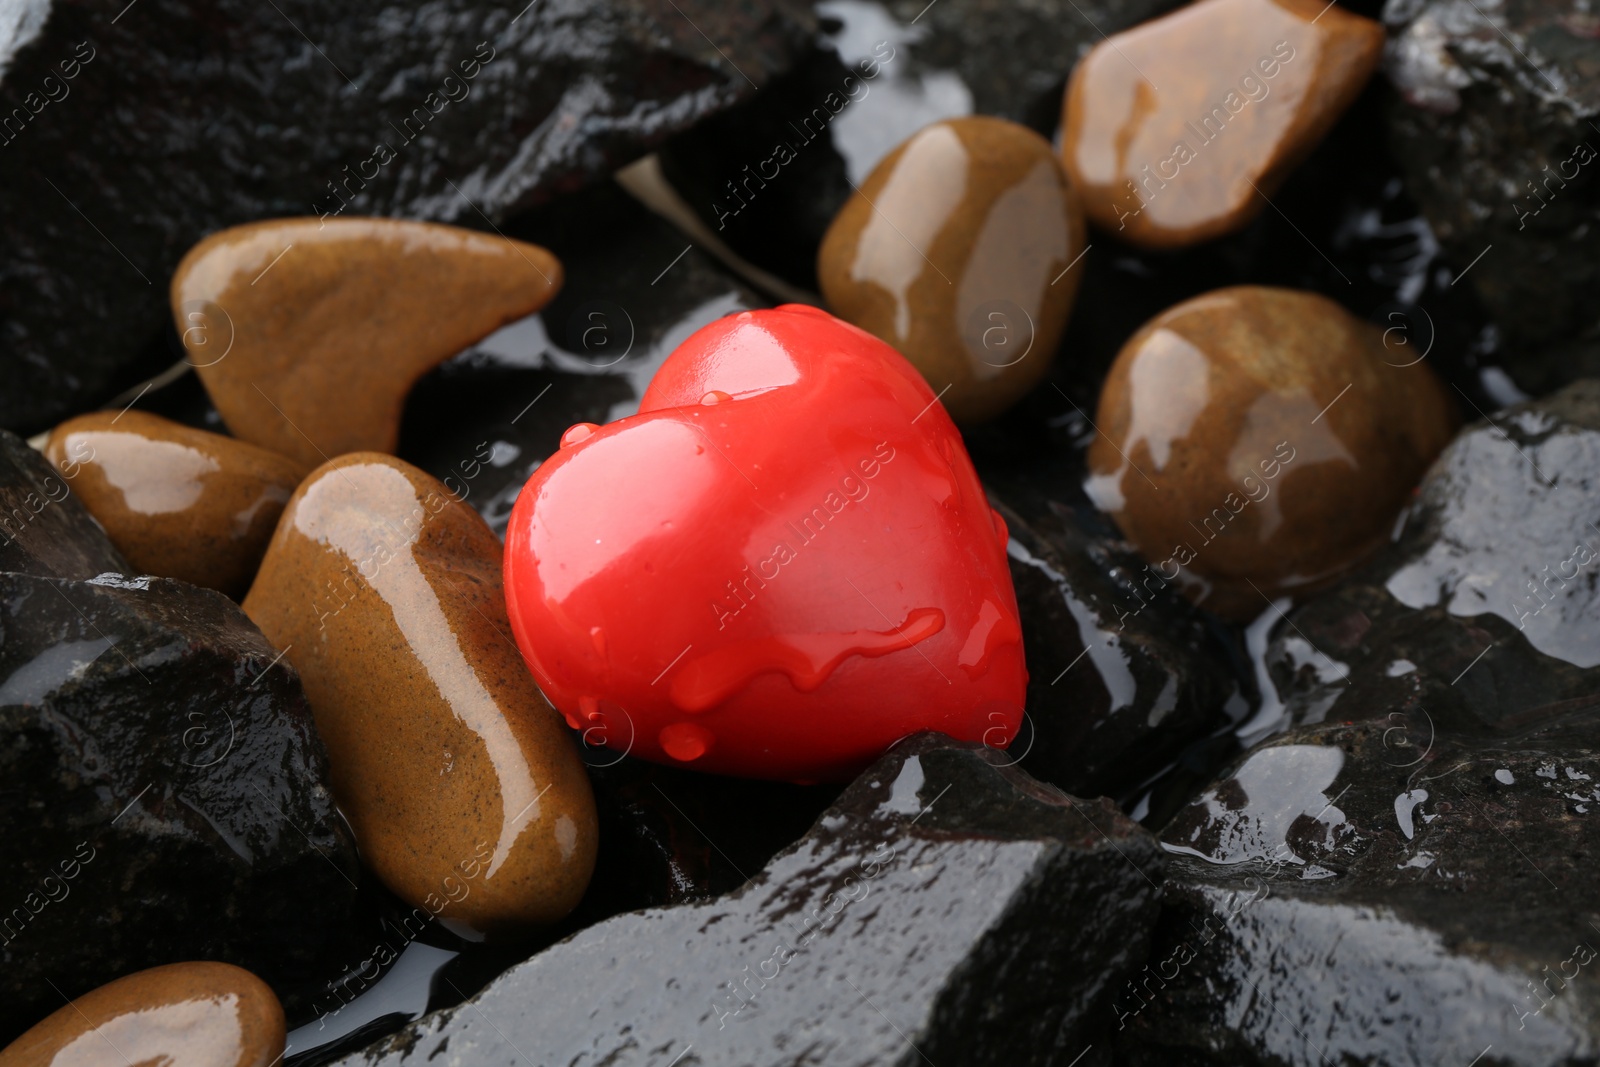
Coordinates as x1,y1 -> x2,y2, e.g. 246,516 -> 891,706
2,0 -> 1599,1065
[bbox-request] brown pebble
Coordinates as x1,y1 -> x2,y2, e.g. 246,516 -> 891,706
242,453 -> 597,932
818,116 -> 1087,424
43,411 -> 306,599
1086,285 -> 1456,619
172,218 -> 562,468
1061,0 -> 1383,249
0,962 -> 284,1067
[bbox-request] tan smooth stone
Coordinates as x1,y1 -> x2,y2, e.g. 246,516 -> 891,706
1061,0 -> 1383,249
0,962 -> 284,1067
173,218 -> 562,468
1086,286 -> 1456,620
242,453 -> 596,932
43,411 -> 306,599
818,116 -> 1087,424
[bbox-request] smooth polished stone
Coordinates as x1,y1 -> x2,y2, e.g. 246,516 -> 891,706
818,116 -> 1086,424
242,453 -> 596,933
1061,0 -> 1384,248
173,219 -> 562,468
44,411 -> 306,599
1086,285 -> 1455,620
0,962 -> 284,1067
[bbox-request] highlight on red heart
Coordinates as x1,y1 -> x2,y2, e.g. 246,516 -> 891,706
503,304 -> 1027,781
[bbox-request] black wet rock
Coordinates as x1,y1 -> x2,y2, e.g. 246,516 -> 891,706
659,0 -> 1183,290
398,179 -> 767,537
1383,0 -> 1600,393
1261,379 -> 1600,745
999,502 -> 1238,804
657,45 -> 857,292
0,0 -> 814,434
877,0 -> 1184,130
0,570 -> 359,1042
572,755 -> 841,921
0,429 -> 128,581
1123,721 -> 1600,1066
337,733 -> 1164,1067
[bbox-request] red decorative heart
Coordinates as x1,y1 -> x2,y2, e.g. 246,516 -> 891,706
503,305 -> 1026,781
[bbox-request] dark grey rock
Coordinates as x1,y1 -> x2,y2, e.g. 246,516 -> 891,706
0,570 -> 359,1042
337,734 -> 1164,1067
1124,721 -> 1600,1066
398,178 -> 767,538
876,0 -> 1184,131
572,756 -> 841,922
0,429 -> 128,580
999,501 -> 1239,804
1383,0 -> 1600,393
1261,379 -> 1600,744
0,0 -> 815,434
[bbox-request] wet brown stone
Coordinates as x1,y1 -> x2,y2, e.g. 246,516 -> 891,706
0,962 -> 284,1067
241,453 -> 597,932
1060,0 -> 1383,249
43,411 -> 307,599
817,116 -> 1086,424
1086,285 -> 1456,620
173,219 -> 562,468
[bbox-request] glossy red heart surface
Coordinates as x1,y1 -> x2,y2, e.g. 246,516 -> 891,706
503,304 -> 1026,781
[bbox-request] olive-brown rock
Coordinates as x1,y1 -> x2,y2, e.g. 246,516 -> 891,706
242,453 -> 596,932
1061,0 -> 1383,249
818,116 -> 1086,424
0,962 -> 284,1067
173,219 -> 562,468
1086,286 -> 1455,620
43,411 -> 306,599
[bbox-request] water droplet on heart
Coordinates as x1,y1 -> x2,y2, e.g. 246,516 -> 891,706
668,608 -> 946,711
660,722 -> 715,762
561,423 -> 599,448
564,694 -> 599,731
589,626 -> 607,657
990,507 -> 1009,548
957,598 -> 1022,680
700,390 -> 732,406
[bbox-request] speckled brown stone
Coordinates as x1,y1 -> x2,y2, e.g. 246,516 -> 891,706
242,453 -> 596,932
1061,0 -> 1383,249
817,116 -> 1086,424
173,218 -> 562,468
43,411 -> 306,599
0,962 -> 284,1067
1086,286 -> 1456,620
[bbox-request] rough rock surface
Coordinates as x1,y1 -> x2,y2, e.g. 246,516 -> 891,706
1263,378 -> 1600,743
0,570 -> 358,1043
0,429 -> 128,581
1000,502 -> 1237,804
1125,722 -> 1600,1066
337,734 -> 1164,1067
1383,0 -> 1600,393
573,755 -> 840,922
0,0 -> 815,433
